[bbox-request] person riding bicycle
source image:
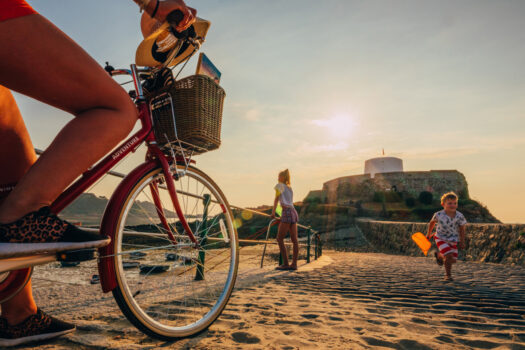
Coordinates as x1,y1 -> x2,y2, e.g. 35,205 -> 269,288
0,0 -> 196,346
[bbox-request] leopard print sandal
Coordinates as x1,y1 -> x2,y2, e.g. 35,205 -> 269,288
0,206 -> 110,250
0,309 -> 75,347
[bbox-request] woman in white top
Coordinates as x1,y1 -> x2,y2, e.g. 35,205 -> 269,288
271,169 -> 299,270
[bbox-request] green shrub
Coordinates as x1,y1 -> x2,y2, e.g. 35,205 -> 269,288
458,189 -> 470,199
380,201 -> 388,218
384,191 -> 402,203
413,207 -> 441,221
418,191 -> 433,205
458,198 -> 476,206
355,201 -> 364,216
373,192 -> 385,203
405,197 -> 416,207
371,191 -> 402,203
304,197 -> 322,205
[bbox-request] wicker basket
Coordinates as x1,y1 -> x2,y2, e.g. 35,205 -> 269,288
150,75 -> 225,153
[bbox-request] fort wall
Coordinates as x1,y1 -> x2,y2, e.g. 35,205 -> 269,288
318,170 -> 469,204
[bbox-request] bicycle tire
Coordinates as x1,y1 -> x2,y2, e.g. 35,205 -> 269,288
110,164 -> 238,340
0,268 -> 32,304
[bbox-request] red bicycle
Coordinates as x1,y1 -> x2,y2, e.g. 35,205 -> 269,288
0,12 -> 239,340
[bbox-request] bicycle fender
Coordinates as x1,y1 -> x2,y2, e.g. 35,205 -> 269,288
97,160 -> 159,293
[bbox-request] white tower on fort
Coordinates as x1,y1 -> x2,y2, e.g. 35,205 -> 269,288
364,151 -> 403,178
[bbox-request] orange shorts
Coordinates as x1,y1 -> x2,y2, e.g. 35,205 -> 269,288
0,0 -> 37,22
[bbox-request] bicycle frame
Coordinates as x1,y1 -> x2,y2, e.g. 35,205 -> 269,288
38,64 -> 199,293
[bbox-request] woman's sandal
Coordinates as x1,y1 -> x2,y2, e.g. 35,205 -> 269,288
0,207 -> 109,249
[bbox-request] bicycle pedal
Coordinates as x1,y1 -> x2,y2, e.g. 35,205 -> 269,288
57,249 -> 95,262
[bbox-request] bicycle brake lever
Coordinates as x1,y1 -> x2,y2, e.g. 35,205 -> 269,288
104,61 -> 115,75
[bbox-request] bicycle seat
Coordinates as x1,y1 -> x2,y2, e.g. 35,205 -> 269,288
135,17 -> 210,68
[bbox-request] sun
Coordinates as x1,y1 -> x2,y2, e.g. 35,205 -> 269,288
311,114 -> 357,140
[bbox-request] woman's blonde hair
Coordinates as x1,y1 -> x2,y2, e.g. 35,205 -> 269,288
441,191 -> 458,205
279,169 -> 291,185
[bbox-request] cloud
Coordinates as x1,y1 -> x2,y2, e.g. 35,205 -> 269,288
399,147 -> 479,160
397,135 -> 525,161
397,143 -> 503,161
288,141 -> 349,156
244,108 -> 260,121
310,114 -> 358,139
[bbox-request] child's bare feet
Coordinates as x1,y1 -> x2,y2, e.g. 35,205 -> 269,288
434,252 -> 443,266
275,265 -> 290,270
289,265 -> 297,270
444,275 -> 454,281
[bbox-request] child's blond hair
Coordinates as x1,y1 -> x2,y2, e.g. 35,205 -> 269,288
279,169 -> 291,185
441,191 -> 458,205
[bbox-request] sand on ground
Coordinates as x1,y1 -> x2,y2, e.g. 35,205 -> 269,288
12,250 -> 525,349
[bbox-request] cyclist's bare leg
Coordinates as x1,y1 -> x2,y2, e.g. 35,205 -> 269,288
289,223 -> 298,269
0,14 -> 138,223
0,281 -> 37,326
0,87 -> 37,183
276,223 -> 290,267
0,86 -> 38,325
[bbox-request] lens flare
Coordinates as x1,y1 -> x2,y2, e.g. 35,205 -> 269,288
234,218 -> 243,229
311,114 -> 357,140
241,210 -> 253,220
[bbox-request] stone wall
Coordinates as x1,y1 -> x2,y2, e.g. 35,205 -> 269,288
355,219 -> 525,265
317,170 -> 469,204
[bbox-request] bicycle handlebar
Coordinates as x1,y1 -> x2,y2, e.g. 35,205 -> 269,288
106,10 -> 200,95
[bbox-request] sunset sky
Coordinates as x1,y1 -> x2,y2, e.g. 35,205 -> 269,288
14,0 -> 525,223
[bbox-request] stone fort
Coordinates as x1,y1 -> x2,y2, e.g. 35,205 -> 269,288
306,156 -> 469,204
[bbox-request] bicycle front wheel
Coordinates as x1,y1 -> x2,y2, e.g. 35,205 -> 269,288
111,164 -> 239,339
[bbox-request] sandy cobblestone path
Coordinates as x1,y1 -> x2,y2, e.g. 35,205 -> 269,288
15,251 -> 525,349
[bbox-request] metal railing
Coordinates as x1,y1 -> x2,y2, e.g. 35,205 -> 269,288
258,218 -> 322,267
35,148 -> 323,276
229,205 -> 322,269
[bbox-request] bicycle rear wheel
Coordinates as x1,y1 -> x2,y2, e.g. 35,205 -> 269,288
111,164 -> 238,339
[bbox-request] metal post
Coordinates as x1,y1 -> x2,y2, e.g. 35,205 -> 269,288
318,233 -> 323,257
306,229 -> 311,263
261,219 -> 277,268
314,232 -> 318,260
195,194 -> 211,281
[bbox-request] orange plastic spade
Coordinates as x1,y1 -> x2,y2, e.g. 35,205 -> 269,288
412,232 -> 431,256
